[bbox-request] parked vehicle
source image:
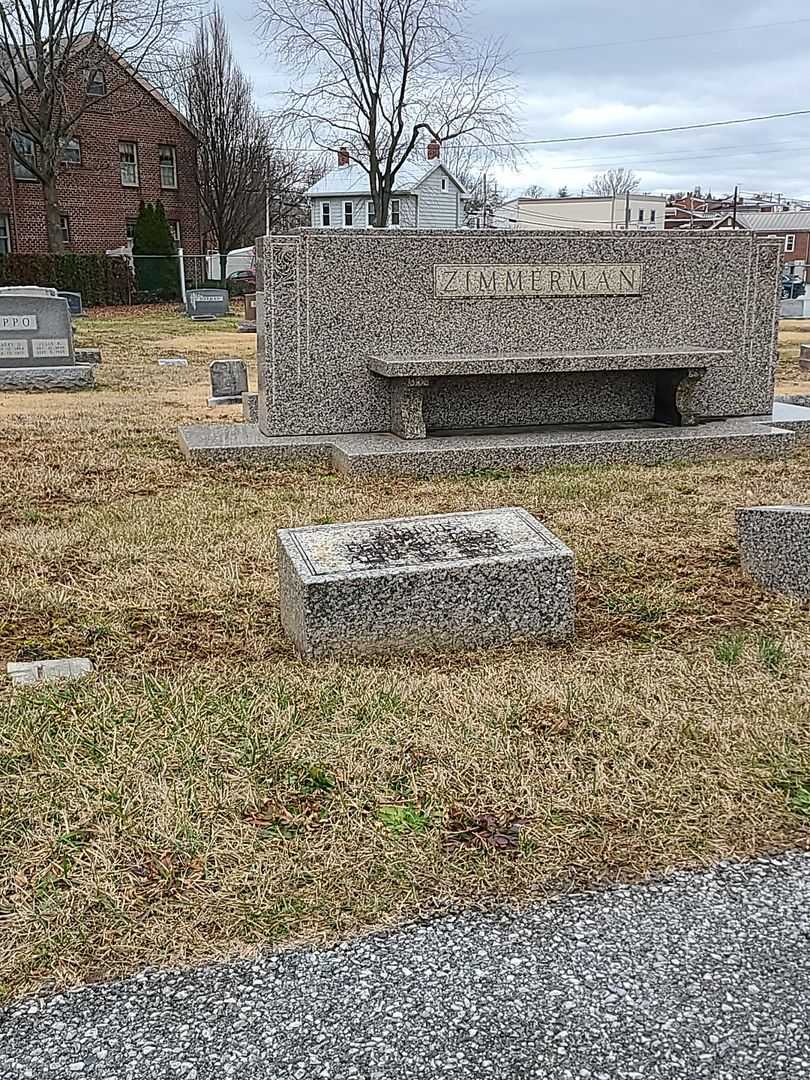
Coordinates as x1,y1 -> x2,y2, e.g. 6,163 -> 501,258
226,269 -> 256,296
782,276 -> 806,300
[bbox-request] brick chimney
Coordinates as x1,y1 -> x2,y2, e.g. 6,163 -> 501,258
337,146 -> 350,166
427,139 -> 440,161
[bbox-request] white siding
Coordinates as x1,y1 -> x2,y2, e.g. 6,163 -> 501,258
492,196 -> 667,232
309,192 -> 421,228
414,167 -> 462,228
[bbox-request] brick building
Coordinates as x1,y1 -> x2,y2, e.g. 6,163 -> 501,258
0,38 -> 201,256
736,211 -> 810,285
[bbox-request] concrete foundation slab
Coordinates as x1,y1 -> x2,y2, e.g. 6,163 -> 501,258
0,365 -> 95,391
277,507 -> 575,657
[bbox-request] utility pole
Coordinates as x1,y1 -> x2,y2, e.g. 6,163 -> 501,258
624,190 -> 631,230
732,185 -> 738,229
482,173 -> 488,229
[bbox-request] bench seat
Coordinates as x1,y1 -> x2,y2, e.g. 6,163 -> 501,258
369,349 -> 731,439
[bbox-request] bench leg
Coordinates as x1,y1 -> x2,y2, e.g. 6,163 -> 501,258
675,368 -> 706,426
391,378 -> 429,439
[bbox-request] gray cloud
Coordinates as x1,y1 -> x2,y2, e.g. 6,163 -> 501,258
223,0 -> 810,199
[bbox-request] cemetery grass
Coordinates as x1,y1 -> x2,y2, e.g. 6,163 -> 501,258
0,310 -> 809,1002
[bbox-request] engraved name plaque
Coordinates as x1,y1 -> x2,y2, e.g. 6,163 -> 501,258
434,263 -> 643,299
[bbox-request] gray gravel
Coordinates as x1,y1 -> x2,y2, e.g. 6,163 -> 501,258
2,852 -> 809,1079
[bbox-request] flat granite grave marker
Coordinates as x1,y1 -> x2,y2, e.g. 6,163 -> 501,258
209,358 -> 248,405
277,507 -> 575,657
186,289 -> 229,320
7,657 -> 93,686
736,505 -> 810,599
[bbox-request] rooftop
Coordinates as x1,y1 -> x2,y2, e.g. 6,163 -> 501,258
306,159 -> 464,198
737,211 -> 810,232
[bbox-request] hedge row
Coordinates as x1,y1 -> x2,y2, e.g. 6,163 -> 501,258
0,254 -> 135,305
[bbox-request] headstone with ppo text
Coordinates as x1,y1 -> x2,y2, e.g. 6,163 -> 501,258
0,294 -> 75,368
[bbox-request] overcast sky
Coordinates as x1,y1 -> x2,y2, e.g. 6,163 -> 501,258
222,0 -> 810,201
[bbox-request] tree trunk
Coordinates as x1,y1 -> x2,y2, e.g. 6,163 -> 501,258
44,173 -> 65,254
219,251 -> 228,285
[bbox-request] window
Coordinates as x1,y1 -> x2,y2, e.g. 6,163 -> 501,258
126,219 -> 137,242
638,209 -> 645,223
60,215 -> 71,245
367,200 -> 376,225
0,214 -> 11,255
60,138 -> 81,165
119,141 -> 139,186
441,177 -> 447,191
159,144 -> 177,189
169,220 -> 181,246
87,69 -> 106,97
344,201 -> 353,227
390,198 -> 401,226
650,208 -> 656,224
785,234 -> 796,253
321,202 -> 330,226
11,132 -> 36,181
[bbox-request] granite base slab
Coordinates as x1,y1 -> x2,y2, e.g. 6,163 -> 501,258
277,507 -> 575,657
242,393 -> 259,422
178,423 -> 332,465
736,505 -> 810,599
769,401 -> 810,440
0,365 -> 95,391
178,417 -> 799,474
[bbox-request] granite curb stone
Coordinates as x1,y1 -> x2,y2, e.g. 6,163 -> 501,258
736,505 -> 810,599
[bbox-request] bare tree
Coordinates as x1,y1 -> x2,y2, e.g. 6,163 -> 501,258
180,8 -> 273,282
523,183 -> 544,198
257,0 -> 517,227
587,168 -> 640,197
0,0 -> 184,253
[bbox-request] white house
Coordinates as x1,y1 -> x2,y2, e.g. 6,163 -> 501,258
492,194 -> 667,232
306,145 -> 468,229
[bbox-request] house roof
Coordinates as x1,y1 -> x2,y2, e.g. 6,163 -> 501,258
306,158 -> 466,198
736,211 -> 810,232
0,34 -> 195,135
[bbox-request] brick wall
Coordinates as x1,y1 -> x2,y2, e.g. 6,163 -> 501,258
0,47 -> 201,255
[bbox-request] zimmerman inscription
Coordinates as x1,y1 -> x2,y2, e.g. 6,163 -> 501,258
434,263 -> 643,299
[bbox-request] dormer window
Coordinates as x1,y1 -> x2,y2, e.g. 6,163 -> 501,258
87,69 -> 106,97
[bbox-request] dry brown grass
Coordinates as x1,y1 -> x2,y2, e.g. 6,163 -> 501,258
777,318 -> 810,387
0,308 -> 809,1002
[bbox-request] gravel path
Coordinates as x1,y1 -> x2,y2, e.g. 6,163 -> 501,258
2,852 -> 809,1079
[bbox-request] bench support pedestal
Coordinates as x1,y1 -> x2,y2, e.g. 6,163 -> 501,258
391,377 -> 430,439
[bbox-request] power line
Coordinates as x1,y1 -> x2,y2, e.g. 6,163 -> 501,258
517,16 -> 810,56
538,138 -> 810,174
268,107 -> 810,153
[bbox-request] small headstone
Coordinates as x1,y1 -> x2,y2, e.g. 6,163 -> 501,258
208,358 -> 248,406
158,357 -> 188,366
244,293 -> 257,322
277,507 -> 575,657
7,657 -> 93,686
0,293 -> 74,368
75,347 -> 102,366
736,505 -> 810,599
58,291 -> 84,316
186,288 -> 229,319
800,343 -> 810,372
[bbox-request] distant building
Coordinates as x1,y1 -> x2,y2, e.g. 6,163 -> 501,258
492,194 -> 667,231
736,211 -> 810,285
305,143 -> 468,229
0,36 -> 202,255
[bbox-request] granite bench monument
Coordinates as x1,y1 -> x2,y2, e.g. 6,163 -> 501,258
180,229 -> 810,475
277,507 -> 575,657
